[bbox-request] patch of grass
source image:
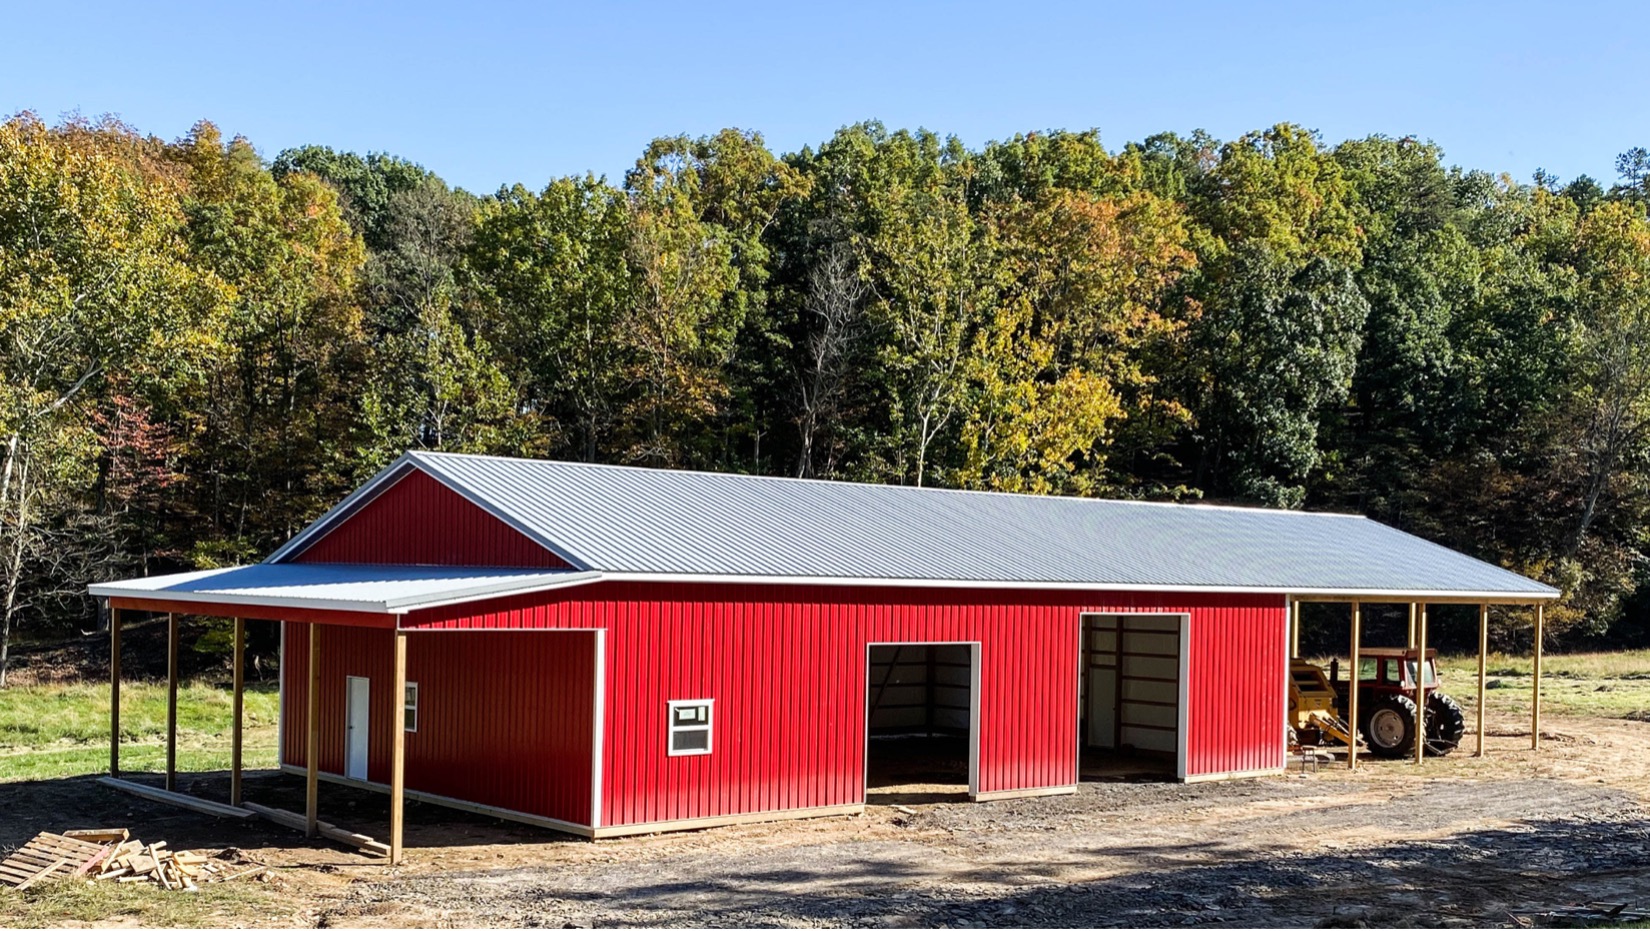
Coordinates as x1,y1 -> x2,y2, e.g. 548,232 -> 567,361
0,876 -> 275,927
1434,650 -> 1650,720
0,680 -> 279,782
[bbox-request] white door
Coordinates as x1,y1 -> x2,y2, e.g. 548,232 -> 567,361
345,676 -> 370,781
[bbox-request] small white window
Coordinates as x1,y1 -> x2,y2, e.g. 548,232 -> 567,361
667,699 -> 713,756
404,682 -> 419,733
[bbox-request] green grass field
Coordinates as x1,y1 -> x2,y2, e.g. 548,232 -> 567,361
1296,649 -> 1650,721
1434,649 -> 1650,720
0,680 -> 280,783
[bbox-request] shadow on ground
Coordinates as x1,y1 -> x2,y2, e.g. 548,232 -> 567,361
334,812 -> 1650,928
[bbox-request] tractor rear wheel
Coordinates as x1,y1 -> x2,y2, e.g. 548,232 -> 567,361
1360,694 -> 1418,759
1425,692 -> 1467,756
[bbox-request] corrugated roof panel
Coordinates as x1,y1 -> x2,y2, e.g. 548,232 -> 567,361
383,452 -> 1556,598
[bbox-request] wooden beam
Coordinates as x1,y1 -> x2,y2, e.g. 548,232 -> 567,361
306,623 -> 320,838
390,630 -> 407,866
110,608 -> 121,779
1414,603 -> 1428,765
1290,599 -> 1301,658
1532,603 -> 1544,751
1348,601 -> 1361,770
1407,603 -> 1417,650
243,801 -> 390,858
97,776 -> 255,819
231,617 -> 245,807
1476,604 -> 1489,757
165,613 -> 178,793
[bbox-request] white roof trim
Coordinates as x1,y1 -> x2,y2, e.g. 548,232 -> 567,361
89,567 -> 606,615
594,571 -> 1560,602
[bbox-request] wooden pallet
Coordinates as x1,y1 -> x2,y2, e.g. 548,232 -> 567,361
0,833 -> 109,889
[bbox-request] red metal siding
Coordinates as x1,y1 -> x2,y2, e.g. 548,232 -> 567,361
1183,604 -> 1288,778
292,470 -> 569,568
281,622 -> 596,826
402,582 -> 1286,830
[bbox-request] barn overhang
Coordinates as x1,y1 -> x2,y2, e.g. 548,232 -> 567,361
89,563 -> 604,620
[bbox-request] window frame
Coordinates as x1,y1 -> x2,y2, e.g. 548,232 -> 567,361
666,699 -> 714,756
404,681 -> 419,734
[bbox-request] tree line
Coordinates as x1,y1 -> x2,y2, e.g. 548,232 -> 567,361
4,112 -> 1649,681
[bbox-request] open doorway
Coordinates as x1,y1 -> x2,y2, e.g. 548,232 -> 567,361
1080,614 -> 1184,781
864,642 -> 979,802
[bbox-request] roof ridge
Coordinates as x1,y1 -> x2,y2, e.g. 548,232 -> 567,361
407,451 -> 1370,520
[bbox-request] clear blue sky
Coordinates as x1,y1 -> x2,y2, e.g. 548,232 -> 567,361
8,1 -> 1646,193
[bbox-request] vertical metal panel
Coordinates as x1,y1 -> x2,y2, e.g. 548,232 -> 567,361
281,622 -> 596,825
400,582 -> 1283,830
292,470 -> 568,568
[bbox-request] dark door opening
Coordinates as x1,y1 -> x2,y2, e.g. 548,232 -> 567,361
1080,614 -> 1182,781
865,643 -> 976,801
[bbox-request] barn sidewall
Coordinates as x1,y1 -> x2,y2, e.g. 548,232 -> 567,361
399,582 -> 1287,832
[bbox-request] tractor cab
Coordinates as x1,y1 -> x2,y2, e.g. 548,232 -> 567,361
1357,647 -> 1440,695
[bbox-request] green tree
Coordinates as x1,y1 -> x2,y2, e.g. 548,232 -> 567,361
0,115 -> 228,684
468,176 -> 634,460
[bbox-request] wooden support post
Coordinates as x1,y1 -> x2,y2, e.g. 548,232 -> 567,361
231,617 -> 245,807
109,608 -> 121,778
1290,600 -> 1301,658
1348,601 -> 1361,770
1407,603 -> 1417,649
166,613 -> 179,793
1532,603 -> 1544,751
1476,604 -> 1489,757
1414,603 -> 1428,765
390,630 -> 407,865
306,623 -> 320,838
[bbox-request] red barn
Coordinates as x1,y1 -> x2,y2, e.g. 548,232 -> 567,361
92,452 -> 1556,859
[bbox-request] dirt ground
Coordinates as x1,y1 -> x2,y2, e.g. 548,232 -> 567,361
4,709 -> 1650,928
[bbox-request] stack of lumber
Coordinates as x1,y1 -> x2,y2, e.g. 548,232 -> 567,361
93,837 -> 221,890
1,828 -> 263,892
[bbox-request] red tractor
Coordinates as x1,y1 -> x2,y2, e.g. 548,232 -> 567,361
1331,647 -> 1467,758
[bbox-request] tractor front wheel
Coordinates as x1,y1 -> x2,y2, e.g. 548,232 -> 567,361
1425,692 -> 1467,756
1360,694 -> 1418,759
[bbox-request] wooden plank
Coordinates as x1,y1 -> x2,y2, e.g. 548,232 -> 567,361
1415,603 -> 1428,766
166,612 -> 178,793
1477,604 -> 1489,757
63,828 -> 128,842
232,617 -> 245,807
1349,600 -> 1362,771
96,776 -> 255,819
110,608 -> 121,778
72,846 -> 113,877
243,801 -> 389,858
390,630 -> 407,865
1532,603 -> 1544,750
14,858 -> 68,890
306,624 -> 319,837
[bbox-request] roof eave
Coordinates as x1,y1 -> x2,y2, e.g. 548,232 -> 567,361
87,569 -> 607,616
594,571 -> 1559,603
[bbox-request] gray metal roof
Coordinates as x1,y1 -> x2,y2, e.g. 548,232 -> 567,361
88,563 -> 601,614
270,452 -> 1556,600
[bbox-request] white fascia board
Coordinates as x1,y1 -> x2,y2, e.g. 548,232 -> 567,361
87,584 -> 403,614
89,570 -> 606,615
595,571 -> 1559,602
